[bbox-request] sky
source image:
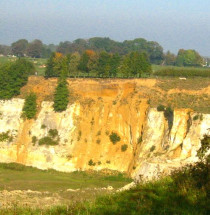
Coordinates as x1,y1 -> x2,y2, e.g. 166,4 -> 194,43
0,0 -> 210,56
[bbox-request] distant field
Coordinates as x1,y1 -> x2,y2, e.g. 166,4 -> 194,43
152,64 -> 209,72
0,56 -> 47,76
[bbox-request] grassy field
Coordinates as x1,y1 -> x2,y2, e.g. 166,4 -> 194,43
0,163 -> 132,192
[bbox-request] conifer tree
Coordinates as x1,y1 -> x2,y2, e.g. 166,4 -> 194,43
22,93 -> 37,119
53,74 -> 69,112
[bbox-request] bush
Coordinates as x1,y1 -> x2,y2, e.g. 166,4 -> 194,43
0,131 -> 10,142
22,93 -> 37,119
150,145 -> 156,152
157,104 -> 165,111
38,136 -> 59,146
121,144 -> 128,152
109,132 -> 121,144
193,114 -> 199,121
41,124 -> 47,129
88,159 -> 95,166
32,136 -> 37,144
48,129 -> 58,138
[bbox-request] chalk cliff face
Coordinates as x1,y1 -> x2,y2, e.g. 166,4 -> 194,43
0,78 -> 209,181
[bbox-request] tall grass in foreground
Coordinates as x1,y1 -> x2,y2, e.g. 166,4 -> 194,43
0,136 -> 209,215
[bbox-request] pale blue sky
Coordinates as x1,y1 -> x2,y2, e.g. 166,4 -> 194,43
0,0 -> 210,55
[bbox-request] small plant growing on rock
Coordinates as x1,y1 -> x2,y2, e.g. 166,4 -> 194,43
193,115 -> 199,121
109,132 -> 121,144
38,136 -> 59,146
32,136 -> 37,144
157,104 -> 165,111
41,124 -> 47,129
88,159 -> 95,166
0,131 -> 10,142
137,136 -> 142,144
96,139 -> 101,144
48,129 -> 58,138
150,145 -> 156,152
121,144 -> 128,152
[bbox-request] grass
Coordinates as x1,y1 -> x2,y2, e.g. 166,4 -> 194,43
0,163 -> 132,192
0,56 -> 47,76
0,176 -> 207,215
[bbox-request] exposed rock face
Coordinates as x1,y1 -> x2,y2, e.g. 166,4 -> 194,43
0,79 -> 209,181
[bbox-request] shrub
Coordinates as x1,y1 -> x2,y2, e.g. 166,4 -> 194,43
22,93 -> 37,119
38,136 -> 59,146
88,159 -> 95,166
121,144 -> 128,152
41,124 -> 47,129
106,160 -> 111,164
32,136 -> 37,144
48,129 -> 58,138
157,104 -> 165,111
109,132 -> 121,144
150,145 -> 156,152
96,139 -> 101,144
0,131 -> 10,142
137,136 -> 142,144
193,114 -> 199,121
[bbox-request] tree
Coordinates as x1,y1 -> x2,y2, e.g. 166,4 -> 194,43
119,52 -> 151,77
22,93 -> 37,119
27,39 -> 43,58
176,49 -> 204,67
68,52 -> 80,77
164,51 -> 176,65
0,59 -> 35,99
11,39 -> 28,57
53,77 -> 69,112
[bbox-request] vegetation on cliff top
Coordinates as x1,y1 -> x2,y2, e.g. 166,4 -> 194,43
0,59 -> 34,99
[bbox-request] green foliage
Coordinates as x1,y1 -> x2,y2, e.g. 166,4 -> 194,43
193,114 -> 199,121
0,131 -> 10,142
137,136 -> 142,144
53,78 -> 69,112
150,145 -> 156,152
197,135 -> 210,160
38,136 -> 59,146
88,159 -> 95,166
119,51 -> 152,77
164,106 -> 174,130
109,132 -> 121,144
176,49 -> 204,67
0,59 -> 35,99
48,129 -> 58,138
157,104 -> 165,111
121,144 -> 128,152
41,124 -> 47,129
22,93 -> 37,119
32,136 -> 37,144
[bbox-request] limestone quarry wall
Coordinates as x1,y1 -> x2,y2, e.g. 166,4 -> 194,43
0,78 -> 209,180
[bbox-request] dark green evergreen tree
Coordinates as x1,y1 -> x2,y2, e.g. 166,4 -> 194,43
22,93 -> 37,119
53,75 -> 69,112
